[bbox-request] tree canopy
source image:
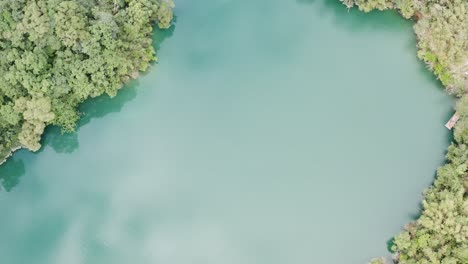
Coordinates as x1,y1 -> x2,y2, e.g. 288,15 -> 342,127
0,0 -> 174,162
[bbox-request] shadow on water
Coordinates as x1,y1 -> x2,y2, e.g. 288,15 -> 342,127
152,17 -> 176,53
0,81 -> 140,192
0,22 -> 176,192
39,82 -> 139,155
386,238 -> 394,253
0,157 -> 25,192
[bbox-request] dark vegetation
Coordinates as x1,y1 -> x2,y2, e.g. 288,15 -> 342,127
341,1 -> 467,263
0,0 -> 174,163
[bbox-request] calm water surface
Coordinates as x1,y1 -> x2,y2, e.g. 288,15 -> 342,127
0,1 -> 453,263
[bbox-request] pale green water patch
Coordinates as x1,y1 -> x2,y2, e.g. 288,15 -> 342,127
0,1 -> 453,263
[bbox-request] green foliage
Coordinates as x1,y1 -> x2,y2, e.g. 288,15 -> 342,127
0,0 -> 174,161
342,1 -> 468,263
369,257 -> 387,264
342,0 -> 414,18
390,114 -> 468,263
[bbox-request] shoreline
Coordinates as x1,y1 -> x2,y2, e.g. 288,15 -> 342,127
340,1 -> 467,264
0,146 -> 22,166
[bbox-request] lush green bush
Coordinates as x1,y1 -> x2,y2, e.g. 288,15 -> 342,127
369,257 -> 387,264
392,100 -> 468,264
342,1 -> 468,263
0,0 -> 174,162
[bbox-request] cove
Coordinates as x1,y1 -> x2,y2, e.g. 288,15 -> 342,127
0,0 -> 453,263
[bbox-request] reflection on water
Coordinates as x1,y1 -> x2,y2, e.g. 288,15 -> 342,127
152,20 -> 175,54
0,23 -> 176,192
77,80 -> 138,129
0,73 -> 140,192
42,127 -> 79,154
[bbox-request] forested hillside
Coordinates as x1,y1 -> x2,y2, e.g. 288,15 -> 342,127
0,0 -> 174,163
341,1 -> 468,264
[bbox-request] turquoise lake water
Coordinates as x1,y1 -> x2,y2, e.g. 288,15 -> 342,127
0,0 -> 453,263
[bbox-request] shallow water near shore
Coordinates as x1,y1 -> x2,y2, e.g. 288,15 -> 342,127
0,0 -> 453,263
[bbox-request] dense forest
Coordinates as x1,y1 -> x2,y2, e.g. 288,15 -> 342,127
0,0 -> 174,163
341,1 -> 468,264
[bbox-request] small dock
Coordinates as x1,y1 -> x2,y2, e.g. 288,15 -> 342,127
445,112 -> 459,130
